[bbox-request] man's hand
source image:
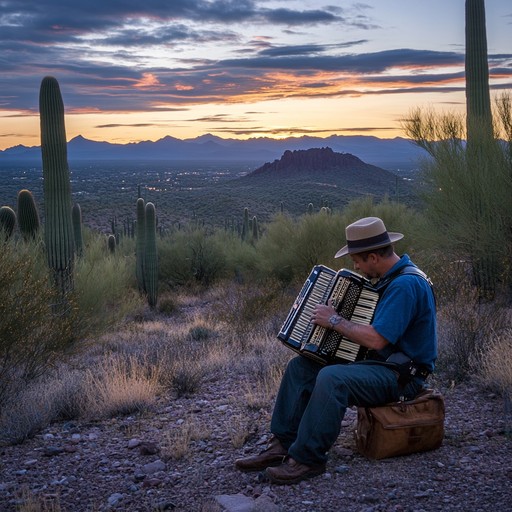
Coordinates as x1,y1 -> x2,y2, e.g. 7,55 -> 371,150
311,304 -> 337,328
312,303 -> 390,351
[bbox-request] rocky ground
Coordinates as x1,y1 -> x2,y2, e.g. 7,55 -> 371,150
0,368 -> 511,512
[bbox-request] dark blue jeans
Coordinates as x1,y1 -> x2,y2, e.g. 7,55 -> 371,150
270,356 -> 423,465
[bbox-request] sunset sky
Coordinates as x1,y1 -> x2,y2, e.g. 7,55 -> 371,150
0,0 -> 511,150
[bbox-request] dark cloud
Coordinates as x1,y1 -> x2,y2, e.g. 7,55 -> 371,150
214,49 -> 466,73
210,125 -> 393,136
260,7 -> 339,25
95,123 -> 176,129
258,41 -> 368,57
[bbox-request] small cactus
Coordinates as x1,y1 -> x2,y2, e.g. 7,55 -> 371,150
17,189 -> 40,240
72,203 -> 83,257
252,215 -> 259,242
241,207 -> 250,241
107,234 -> 116,253
0,206 -> 16,240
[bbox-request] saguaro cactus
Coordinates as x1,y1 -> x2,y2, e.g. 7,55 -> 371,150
465,0 -> 492,143
17,189 -> 40,240
144,202 -> 158,309
465,0 -> 499,298
135,197 -> 146,293
72,203 -> 83,257
39,76 -> 75,292
0,206 -> 16,240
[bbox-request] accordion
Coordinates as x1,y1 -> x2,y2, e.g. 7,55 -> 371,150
278,265 -> 380,365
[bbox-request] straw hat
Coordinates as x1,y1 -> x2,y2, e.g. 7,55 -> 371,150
335,217 -> 404,258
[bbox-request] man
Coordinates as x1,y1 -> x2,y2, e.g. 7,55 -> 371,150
235,217 -> 437,485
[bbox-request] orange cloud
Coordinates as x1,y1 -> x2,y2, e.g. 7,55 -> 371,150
134,73 -> 162,88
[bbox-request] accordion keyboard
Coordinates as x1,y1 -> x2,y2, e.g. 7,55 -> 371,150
278,266 -> 380,365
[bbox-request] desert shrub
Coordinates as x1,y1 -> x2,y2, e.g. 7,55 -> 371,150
157,293 -> 179,314
188,325 -> 214,341
257,200 -> 428,284
74,232 -> 143,335
340,196 -> 430,258
159,226 -> 229,287
436,283 -> 510,383
255,213 -> 299,283
215,229 -> 259,282
257,212 -> 345,283
213,279 -> 289,343
403,98 -> 512,299
82,353 -> 161,419
0,368 -> 87,445
479,327 -> 512,394
161,416 -> 210,461
171,356 -> 204,397
477,325 -> 512,436
0,239 -> 80,409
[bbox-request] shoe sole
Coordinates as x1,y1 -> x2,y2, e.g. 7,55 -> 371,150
235,456 -> 286,473
266,465 -> 326,485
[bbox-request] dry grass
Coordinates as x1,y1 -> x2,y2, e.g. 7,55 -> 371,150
436,281 -> 511,382
160,416 -> 211,461
211,279 -> 289,344
242,364 -> 285,411
82,354 -> 162,419
479,327 -> 512,393
227,413 -> 252,449
14,487 -> 63,512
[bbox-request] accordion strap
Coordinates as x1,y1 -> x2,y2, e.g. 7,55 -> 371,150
373,264 -> 433,293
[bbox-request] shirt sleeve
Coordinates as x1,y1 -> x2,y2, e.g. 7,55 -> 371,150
371,277 -> 418,345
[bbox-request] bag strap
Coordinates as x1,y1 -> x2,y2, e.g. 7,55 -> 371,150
373,264 -> 434,294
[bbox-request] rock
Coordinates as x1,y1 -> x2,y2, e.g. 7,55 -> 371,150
139,441 -> 159,455
43,446 -> 64,457
142,460 -> 166,474
127,439 -> 141,449
215,493 -> 255,512
107,492 -> 124,507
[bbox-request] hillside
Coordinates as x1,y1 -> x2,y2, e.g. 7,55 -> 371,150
248,147 -> 392,178
211,147 -> 421,219
0,147 -> 422,234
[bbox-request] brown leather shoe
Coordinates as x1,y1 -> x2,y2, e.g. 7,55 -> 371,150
266,456 -> 326,485
235,437 -> 287,472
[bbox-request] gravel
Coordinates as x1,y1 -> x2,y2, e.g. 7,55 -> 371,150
0,373 -> 510,512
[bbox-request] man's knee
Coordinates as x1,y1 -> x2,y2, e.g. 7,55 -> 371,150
286,355 -> 320,375
315,365 -> 345,388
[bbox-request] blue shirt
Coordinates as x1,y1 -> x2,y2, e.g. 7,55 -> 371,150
371,254 -> 437,372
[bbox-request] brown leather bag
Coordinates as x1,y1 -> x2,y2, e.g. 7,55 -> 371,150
355,389 -> 445,460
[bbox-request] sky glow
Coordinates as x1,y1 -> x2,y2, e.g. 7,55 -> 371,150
0,0 -> 510,150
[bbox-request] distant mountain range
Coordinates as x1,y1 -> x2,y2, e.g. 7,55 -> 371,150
0,133 -> 427,170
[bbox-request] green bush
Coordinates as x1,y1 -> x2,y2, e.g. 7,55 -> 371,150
159,226 -> 233,287
74,232 -> 143,335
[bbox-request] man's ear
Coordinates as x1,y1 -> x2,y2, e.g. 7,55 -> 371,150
368,252 -> 379,264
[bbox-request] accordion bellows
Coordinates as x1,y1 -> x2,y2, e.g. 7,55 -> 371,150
278,265 -> 380,365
